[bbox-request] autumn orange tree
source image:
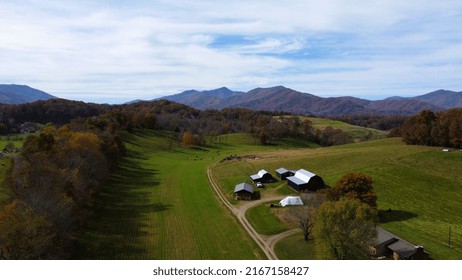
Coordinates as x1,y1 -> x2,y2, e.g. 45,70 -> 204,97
327,172 -> 377,208
0,200 -> 59,259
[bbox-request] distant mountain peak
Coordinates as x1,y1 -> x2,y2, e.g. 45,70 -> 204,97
0,84 -> 57,104
412,89 -> 462,109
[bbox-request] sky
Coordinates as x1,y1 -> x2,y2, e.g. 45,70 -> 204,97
1,0 -> 462,103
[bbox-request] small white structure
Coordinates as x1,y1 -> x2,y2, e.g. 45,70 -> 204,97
279,196 -> 304,207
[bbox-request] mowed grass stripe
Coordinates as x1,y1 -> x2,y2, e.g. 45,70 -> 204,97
73,130 -> 265,260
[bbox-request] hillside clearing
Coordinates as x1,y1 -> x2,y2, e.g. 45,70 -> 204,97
0,135 -> 25,207
211,137 -> 462,260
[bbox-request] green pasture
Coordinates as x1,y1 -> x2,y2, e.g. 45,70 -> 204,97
213,137 -> 462,259
0,134 -> 26,207
73,130 -> 267,259
306,117 -> 386,141
275,234 -> 321,260
245,201 -> 289,235
72,126 -> 462,260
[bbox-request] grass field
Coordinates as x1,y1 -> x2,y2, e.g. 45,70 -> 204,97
73,130 -> 267,259
306,117 -> 386,141
0,135 -> 26,207
212,137 -> 462,259
245,201 -> 289,235
0,135 -> 27,148
71,126 -> 462,260
274,234 -> 321,260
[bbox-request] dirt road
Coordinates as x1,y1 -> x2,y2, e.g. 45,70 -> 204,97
207,164 -> 300,260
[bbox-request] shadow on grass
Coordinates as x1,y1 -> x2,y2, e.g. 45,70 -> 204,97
71,155 -> 170,259
378,209 -> 418,223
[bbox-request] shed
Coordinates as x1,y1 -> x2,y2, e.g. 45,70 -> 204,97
286,169 -> 324,192
249,169 -> 274,183
275,168 -> 296,180
234,182 -> 254,200
279,196 -> 304,207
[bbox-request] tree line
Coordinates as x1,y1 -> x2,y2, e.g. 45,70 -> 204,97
333,114 -> 406,131
106,101 -> 353,147
0,121 -> 124,259
401,109 -> 462,148
1,99 -> 353,147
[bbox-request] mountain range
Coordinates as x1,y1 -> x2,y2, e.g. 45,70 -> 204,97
0,84 -> 56,104
2,83 -> 462,117
162,86 -> 462,116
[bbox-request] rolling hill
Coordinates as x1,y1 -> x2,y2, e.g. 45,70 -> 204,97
0,84 -> 56,104
161,86 -> 446,116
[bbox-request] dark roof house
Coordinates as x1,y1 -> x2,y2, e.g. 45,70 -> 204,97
249,169 -> 274,183
19,122 -> 39,134
234,182 -> 254,200
286,169 -> 324,192
275,168 -> 296,180
372,227 -> 429,260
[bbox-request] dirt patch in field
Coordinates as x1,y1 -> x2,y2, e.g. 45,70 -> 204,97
271,207 -> 298,228
220,154 -> 259,162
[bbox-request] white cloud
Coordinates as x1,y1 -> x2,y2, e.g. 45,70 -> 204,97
1,0 -> 462,103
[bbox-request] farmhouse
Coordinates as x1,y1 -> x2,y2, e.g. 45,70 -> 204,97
372,227 -> 429,260
275,168 -> 296,180
249,169 -> 274,183
286,169 -> 324,192
234,182 -> 254,200
19,122 -> 39,134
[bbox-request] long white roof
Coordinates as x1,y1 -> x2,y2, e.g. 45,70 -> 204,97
292,169 -> 317,183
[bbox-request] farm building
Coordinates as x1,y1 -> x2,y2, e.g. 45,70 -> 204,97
19,122 -> 39,134
275,168 -> 296,180
249,169 -> 274,183
372,227 -> 429,260
234,182 -> 254,200
286,169 -> 324,192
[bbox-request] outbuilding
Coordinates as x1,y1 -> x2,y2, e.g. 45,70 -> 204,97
234,182 -> 254,200
249,169 -> 274,183
275,168 -> 296,180
279,196 -> 304,207
372,227 -> 429,260
286,169 -> 324,192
